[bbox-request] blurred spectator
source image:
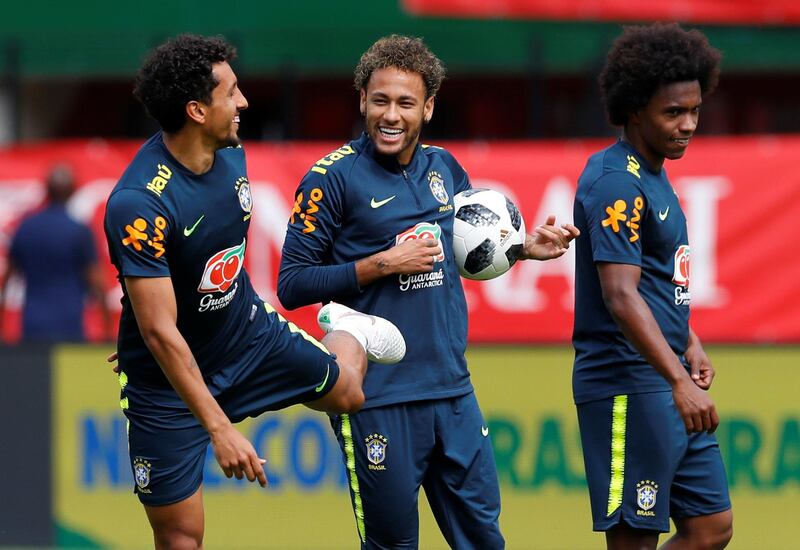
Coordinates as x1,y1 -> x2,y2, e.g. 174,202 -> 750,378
0,163 -> 110,342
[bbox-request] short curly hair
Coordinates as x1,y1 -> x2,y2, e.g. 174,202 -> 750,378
354,35 -> 445,99
134,34 -> 237,133
600,23 -> 721,127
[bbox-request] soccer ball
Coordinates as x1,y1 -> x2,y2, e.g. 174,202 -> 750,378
452,188 -> 526,280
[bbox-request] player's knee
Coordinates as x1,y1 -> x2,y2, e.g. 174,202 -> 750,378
704,519 -> 733,550
679,513 -> 733,550
335,386 -> 365,413
153,529 -> 203,550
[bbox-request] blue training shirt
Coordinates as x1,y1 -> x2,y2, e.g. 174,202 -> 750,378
572,139 -> 691,404
278,132 -> 473,408
104,133 -> 263,388
10,205 -> 96,341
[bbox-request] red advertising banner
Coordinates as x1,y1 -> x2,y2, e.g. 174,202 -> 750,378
403,0 -> 800,25
1,136 -> 799,343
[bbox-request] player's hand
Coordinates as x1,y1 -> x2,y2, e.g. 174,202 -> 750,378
672,377 -> 719,434
106,351 -> 120,374
210,423 -> 268,487
685,339 -> 715,390
383,238 -> 442,274
520,215 -> 580,261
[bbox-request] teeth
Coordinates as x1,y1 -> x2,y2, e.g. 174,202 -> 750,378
234,116 -> 240,123
380,127 -> 402,136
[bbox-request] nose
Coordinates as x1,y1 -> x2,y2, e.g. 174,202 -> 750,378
679,112 -> 697,134
382,102 -> 400,124
237,91 -> 249,111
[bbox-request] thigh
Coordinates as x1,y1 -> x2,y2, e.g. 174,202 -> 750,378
670,430 -> 731,519
577,392 -> 685,533
122,380 -> 210,506
332,404 -> 435,549
424,393 -> 504,550
217,302 -> 340,421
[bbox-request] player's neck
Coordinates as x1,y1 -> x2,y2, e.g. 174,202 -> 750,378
621,129 -> 664,172
162,130 -> 216,175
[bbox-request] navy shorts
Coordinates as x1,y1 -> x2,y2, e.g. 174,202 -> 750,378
331,392 -> 504,550
577,391 -> 731,532
120,303 -> 340,506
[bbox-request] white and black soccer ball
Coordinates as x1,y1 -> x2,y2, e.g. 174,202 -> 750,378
452,188 -> 526,280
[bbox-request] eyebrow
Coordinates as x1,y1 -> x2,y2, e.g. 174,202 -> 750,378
370,91 -> 418,102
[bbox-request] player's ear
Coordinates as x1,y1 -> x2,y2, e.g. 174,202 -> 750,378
186,100 -> 206,125
423,96 -> 434,124
359,88 -> 367,117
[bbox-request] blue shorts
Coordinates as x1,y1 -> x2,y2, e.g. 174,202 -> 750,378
331,392 -> 504,550
577,391 -> 731,532
120,304 -> 340,506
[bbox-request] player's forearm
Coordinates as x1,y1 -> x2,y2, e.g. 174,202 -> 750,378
277,262 -> 358,310
140,324 -> 230,433
604,289 -> 690,386
354,251 -> 398,286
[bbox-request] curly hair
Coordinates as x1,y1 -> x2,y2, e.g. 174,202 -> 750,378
354,35 -> 445,98
134,34 -> 237,133
600,23 -> 721,127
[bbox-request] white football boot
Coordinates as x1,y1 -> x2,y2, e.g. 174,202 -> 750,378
317,302 -> 406,364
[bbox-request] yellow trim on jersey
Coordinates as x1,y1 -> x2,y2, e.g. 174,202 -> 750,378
263,302 -> 329,353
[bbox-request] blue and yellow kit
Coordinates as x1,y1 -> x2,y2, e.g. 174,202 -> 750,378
104,133 -> 338,505
279,133 -> 503,549
572,139 -> 729,532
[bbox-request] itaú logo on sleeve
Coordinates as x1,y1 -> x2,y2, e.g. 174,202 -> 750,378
197,239 -> 246,312
672,244 -> 691,306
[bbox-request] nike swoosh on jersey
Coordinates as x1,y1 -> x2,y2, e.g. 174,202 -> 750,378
658,207 -> 670,221
314,364 -> 331,393
370,195 -> 396,208
183,214 -> 205,236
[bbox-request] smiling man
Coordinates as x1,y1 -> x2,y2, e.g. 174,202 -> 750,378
104,34 -> 406,548
572,23 -> 732,550
278,35 -> 578,549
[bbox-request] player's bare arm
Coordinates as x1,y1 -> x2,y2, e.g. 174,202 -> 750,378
596,263 -> 719,434
125,275 -> 267,487
519,214 -> 580,261
685,327 -> 715,390
354,238 -> 442,286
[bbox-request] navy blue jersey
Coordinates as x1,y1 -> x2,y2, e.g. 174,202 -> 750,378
572,140 -> 691,404
10,205 -> 96,341
104,133 -> 262,387
278,133 -> 473,408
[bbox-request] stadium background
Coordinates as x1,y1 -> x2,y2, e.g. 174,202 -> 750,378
1,1 -> 799,548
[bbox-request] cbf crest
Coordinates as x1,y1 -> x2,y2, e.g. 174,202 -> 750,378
133,457 -> 152,494
235,176 -> 253,221
428,171 -> 449,205
365,433 -> 388,471
636,480 -> 658,516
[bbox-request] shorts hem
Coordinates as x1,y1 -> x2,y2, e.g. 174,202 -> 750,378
672,502 -> 731,520
136,481 -> 202,507
593,516 -> 670,534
